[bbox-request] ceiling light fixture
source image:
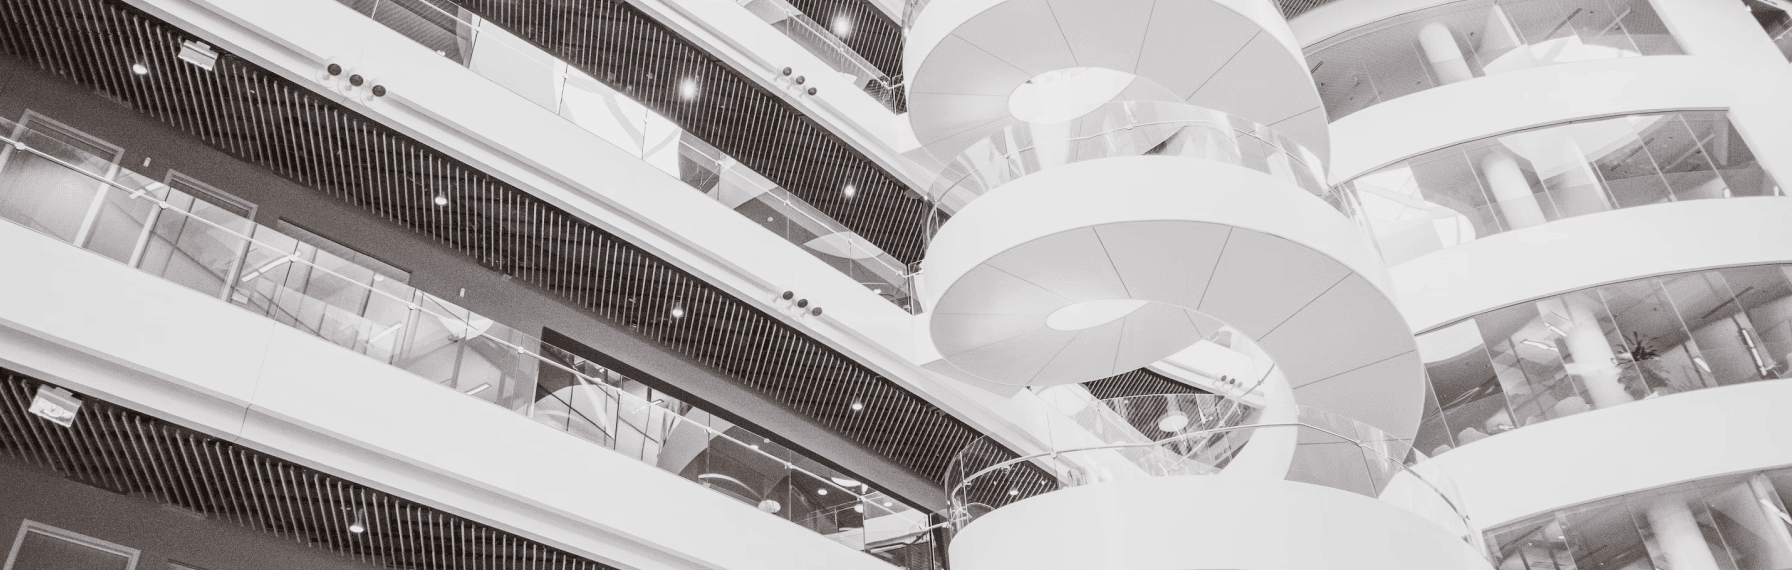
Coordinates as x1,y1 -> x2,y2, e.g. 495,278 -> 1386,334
830,476 -> 862,487
882,501 -> 893,507
347,508 -> 367,534
850,399 -> 864,412
831,14 -> 852,37
130,63 -> 149,76
678,77 -> 699,101
842,183 -> 856,199
1007,489 -> 1019,496
670,299 -> 687,319
464,383 -> 491,396
817,488 -> 828,495
1156,396 -> 1190,432
433,195 -> 448,206
1545,323 -> 1567,337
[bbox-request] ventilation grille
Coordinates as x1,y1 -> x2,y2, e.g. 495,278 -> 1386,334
0,370 -> 618,570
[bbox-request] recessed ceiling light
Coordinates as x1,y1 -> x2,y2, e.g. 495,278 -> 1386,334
831,14 -> 852,37
817,488 -> 828,495
433,195 -> 448,206
842,183 -> 856,198
130,63 -> 149,75
1007,489 -> 1019,496
850,400 -> 864,411
1521,339 -> 1557,351
670,301 -> 686,319
678,77 -> 699,101
830,476 -> 861,487
853,505 -> 864,513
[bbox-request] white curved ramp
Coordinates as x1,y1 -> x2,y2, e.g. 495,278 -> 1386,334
903,0 -> 1328,161
949,476 -> 1492,570
922,156 -> 1424,438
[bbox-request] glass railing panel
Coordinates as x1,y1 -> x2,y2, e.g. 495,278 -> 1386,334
1417,263 -> 1792,457
0,114 -> 935,562
342,0 -> 920,311
944,395 -> 1476,547
1306,0 -> 1681,121
738,0 -> 905,112
928,101 -> 1332,222
1341,110 -> 1783,265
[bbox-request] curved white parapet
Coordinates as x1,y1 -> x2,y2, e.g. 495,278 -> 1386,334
949,476 -> 1492,570
1423,379 -> 1792,528
1393,198 -> 1792,333
922,156 -> 1423,437
1328,56 -> 1792,183
902,0 -> 1328,162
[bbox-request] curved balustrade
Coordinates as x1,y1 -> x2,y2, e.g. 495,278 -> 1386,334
925,101 -> 1329,221
0,116 -> 938,564
941,394 -> 1477,547
1335,110 -> 1782,266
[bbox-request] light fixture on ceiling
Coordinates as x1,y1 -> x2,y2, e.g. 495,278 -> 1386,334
830,476 -> 862,487
881,501 -> 893,507
670,299 -> 687,319
678,77 -> 699,101
842,183 -> 856,199
817,488 -> 828,495
464,383 -> 491,396
178,40 -> 219,71
831,13 -> 852,37
1156,395 -> 1190,432
28,385 -> 82,428
433,195 -> 448,206
850,399 -> 864,412
853,504 -> 864,513
1545,324 -> 1567,337
129,62 -> 149,76
347,508 -> 367,534
1694,356 -> 1712,373
1007,489 -> 1019,496
1521,339 -> 1558,352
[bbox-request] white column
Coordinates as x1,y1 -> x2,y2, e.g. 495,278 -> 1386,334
1644,496 -> 1725,570
1481,149 -> 1549,230
1418,22 -> 1475,85
1556,295 -> 1634,409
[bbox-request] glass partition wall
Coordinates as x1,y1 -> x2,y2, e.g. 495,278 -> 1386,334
1487,466 -> 1792,570
0,115 -> 939,567
1334,110 -> 1781,266
1306,0 -> 1679,121
1415,263 -> 1792,457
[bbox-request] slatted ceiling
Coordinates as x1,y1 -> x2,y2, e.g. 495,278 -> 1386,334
448,0 -> 933,263
0,0 -> 992,484
783,0 -> 903,79
0,371 -> 619,570
1082,369 -> 1210,401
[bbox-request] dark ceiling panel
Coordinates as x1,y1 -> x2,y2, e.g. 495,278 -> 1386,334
448,0 -> 934,264
0,369 -> 619,570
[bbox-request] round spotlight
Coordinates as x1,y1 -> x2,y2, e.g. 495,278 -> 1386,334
1156,411 -> 1190,432
678,77 -> 699,101
842,183 -> 856,199
850,400 -> 864,412
433,195 -> 448,206
348,522 -> 366,534
882,501 -> 893,507
853,504 -> 864,513
758,499 -> 782,513
130,63 -> 149,76
1007,489 -> 1019,496
817,488 -> 829,495
831,13 -> 852,37
670,303 -> 686,319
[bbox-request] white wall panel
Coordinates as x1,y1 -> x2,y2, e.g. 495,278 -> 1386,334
1425,379 -> 1792,527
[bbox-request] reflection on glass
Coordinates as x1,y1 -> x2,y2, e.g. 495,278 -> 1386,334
1307,0 -> 1680,121
1744,0 -> 1792,61
0,115 -> 938,566
1489,468 -> 1792,570
1417,264 -> 1792,456
1338,111 -> 1781,265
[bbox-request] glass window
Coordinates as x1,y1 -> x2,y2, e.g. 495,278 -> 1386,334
0,113 -> 123,244
1414,263 -> 1792,454
1343,111 -> 1781,263
1306,0 -> 1681,121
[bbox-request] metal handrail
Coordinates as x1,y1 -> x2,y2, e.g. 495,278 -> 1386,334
948,421 -> 1472,531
